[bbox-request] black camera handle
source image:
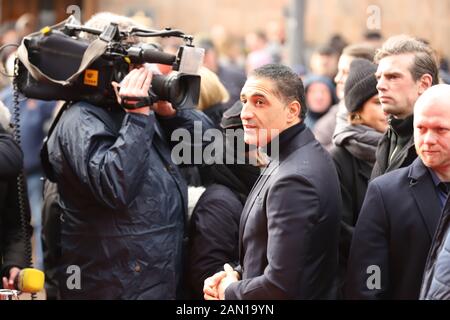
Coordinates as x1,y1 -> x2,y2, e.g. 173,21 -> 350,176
64,23 -> 194,45
121,91 -> 159,110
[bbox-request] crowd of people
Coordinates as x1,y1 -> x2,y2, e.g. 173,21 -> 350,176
1,10 -> 450,300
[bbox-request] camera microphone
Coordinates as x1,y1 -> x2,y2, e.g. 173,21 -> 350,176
13,268 -> 45,293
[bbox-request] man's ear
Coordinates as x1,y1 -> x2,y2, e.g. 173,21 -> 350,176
418,74 -> 433,95
287,101 -> 301,122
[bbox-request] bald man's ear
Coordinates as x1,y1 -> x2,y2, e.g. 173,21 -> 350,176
418,74 -> 433,95
287,101 -> 301,122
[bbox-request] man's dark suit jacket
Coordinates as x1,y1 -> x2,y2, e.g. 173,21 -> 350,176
345,157 -> 442,299
224,124 -> 342,299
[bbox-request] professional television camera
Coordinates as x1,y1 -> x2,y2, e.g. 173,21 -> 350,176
15,16 -> 204,109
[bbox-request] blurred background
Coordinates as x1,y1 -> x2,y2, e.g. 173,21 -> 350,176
1,0 -> 449,69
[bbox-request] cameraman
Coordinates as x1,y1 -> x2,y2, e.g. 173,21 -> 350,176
0,104 -> 27,290
46,15 -> 213,299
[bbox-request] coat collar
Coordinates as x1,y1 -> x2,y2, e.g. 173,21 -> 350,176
386,134 -> 415,172
408,157 -> 443,239
265,124 -> 316,162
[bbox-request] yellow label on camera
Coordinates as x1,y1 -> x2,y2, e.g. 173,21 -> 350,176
40,26 -> 51,35
84,69 -> 99,87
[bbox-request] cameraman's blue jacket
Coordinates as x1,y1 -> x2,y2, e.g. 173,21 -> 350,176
47,101 -> 213,299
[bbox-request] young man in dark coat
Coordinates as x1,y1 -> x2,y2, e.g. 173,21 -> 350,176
204,64 -> 342,300
371,35 -> 438,179
345,85 -> 449,299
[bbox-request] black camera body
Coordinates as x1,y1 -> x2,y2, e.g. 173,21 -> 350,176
16,20 -> 203,109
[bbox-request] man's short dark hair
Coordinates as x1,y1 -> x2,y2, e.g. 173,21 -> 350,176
250,64 -> 307,120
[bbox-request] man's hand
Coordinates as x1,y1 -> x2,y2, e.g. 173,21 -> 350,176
203,264 -> 240,300
203,271 -> 227,300
217,264 -> 239,300
113,67 -> 152,115
112,67 -> 176,117
2,267 -> 20,290
152,101 -> 176,117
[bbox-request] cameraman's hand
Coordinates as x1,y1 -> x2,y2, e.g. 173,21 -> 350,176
113,67 -> 152,116
113,67 -> 176,117
152,101 -> 176,117
2,267 -> 20,290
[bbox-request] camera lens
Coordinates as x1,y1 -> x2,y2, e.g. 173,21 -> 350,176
168,74 -> 187,105
151,73 -> 200,109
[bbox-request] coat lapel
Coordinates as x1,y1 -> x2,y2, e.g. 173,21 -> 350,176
371,132 -> 390,178
238,159 -> 279,262
408,158 -> 442,240
237,127 -> 316,264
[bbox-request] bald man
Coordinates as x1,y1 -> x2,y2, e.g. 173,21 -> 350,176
417,85 -> 450,300
345,85 -> 450,300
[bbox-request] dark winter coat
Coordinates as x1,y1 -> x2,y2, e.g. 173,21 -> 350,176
331,124 -> 382,290
371,115 -> 417,179
47,101 -> 212,299
345,158 -> 442,299
0,129 -> 27,279
0,130 -> 23,179
203,103 -> 226,129
225,123 -> 342,299
186,156 -> 260,299
187,184 -> 242,299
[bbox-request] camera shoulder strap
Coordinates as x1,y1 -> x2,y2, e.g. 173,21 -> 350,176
17,18 -> 108,86
40,102 -> 71,182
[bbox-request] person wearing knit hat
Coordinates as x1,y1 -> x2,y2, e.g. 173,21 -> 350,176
344,58 -> 387,133
330,58 -> 387,292
303,74 -> 338,129
315,43 -> 377,152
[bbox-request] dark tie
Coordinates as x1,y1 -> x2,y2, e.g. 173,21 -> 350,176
438,182 -> 450,195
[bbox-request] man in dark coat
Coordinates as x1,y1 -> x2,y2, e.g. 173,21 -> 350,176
204,64 -> 342,300
0,123 -> 27,290
346,85 -> 450,299
416,85 -> 450,300
47,65 -> 212,298
371,35 -> 438,179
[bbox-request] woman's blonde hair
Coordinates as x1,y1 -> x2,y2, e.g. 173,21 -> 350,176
197,67 -> 229,110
